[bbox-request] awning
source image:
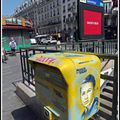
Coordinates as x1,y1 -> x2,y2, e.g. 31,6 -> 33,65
2,25 -> 34,31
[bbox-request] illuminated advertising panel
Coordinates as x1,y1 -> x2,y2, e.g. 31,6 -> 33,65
78,2 -> 104,39
84,10 -> 102,35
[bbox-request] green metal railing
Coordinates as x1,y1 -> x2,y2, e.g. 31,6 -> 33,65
34,39 -> 117,54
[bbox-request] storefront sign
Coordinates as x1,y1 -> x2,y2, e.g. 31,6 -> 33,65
3,16 -> 32,27
25,20 -> 32,27
17,19 -> 22,25
80,0 -> 103,7
80,0 -> 86,3
87,0 -> 103,7
6,18 -> 13,24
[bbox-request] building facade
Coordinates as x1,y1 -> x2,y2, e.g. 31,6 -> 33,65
14,0 -> 38,34
13,0 -> 118,40
13,0 -> 78,39
14,0 -> 62,36
61,0 -> 78,41
36,0 -> 62,34
103,0 -> 118,39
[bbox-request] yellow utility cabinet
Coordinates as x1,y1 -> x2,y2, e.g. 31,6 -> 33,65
29,52 -> 100,120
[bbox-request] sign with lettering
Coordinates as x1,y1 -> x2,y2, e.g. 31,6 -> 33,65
2,16 -> 32,27
36,56 -> 56,64
84,10 -> 102,35
80,0 -> 86,3
86,0 -> 103,7
78,2 -> 104,39
80,0 -> 103,7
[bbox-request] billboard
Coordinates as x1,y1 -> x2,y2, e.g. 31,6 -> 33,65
84,10 -> 102,35
78,3 -> 104,39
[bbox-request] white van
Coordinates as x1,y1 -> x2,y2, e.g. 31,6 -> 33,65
42,36 -> 57,44
35,34 -> 49,44
30,38 -> 37,45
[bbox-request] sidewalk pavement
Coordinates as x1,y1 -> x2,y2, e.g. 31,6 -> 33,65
2,53 -> 39,120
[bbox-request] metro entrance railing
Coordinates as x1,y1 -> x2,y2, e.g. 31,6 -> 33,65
34,39 -> 117,54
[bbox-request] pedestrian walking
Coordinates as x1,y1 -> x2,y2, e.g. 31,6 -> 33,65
57,40 -> 61,49
9,37 -> 17,56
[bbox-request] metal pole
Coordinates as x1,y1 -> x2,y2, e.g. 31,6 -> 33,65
112,57 -> 118,119
102,40 -> 105,54
79,42 -> 82,51
19,48 -> 24,83
26,49 -> 30,84
93,41 -> 95,52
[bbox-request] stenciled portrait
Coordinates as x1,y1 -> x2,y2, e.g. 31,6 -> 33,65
80,74 -> 98,119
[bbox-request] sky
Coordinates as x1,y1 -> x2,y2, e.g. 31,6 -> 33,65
2,0 -> 25,16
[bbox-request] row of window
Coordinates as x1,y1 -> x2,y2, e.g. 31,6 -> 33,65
38,18 -> 61,26
38,0 -> 60,13
63,0 -> 71,3
63,2 -> 76,13
104,2 -> 112,14
38,10 -> 60,22
38,8 -> 60,17
63,24 -> 76,31
15,0 -> 60,14
63,13 -> 73,23
38,27 -> 61,34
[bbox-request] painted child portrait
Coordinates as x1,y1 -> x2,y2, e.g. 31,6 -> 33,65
80,74 -> 98,119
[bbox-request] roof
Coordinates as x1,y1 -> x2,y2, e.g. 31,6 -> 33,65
2,25 -> 34,30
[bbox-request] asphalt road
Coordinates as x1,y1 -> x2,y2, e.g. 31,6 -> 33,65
2,53 -> 39,120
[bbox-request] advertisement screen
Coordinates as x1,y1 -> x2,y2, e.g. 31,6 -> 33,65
83,10 -> 102,35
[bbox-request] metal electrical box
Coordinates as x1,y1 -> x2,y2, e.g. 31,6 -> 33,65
29,52 -> 100,120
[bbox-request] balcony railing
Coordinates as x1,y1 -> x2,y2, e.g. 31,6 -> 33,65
41,21 -> 61,27
65,16 -> 75,23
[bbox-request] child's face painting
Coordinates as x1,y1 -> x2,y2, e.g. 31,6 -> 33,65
80,82 -> 94,107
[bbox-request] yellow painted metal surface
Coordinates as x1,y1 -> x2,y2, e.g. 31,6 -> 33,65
29,52 -> 100,120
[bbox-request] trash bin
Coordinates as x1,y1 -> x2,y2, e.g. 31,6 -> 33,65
29,52 -> 100,120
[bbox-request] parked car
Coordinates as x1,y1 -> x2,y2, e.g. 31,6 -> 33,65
41,38 -> 47,44
41,37 -> 57,45
35,34 -> 49,44
48,38 -> 57,44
